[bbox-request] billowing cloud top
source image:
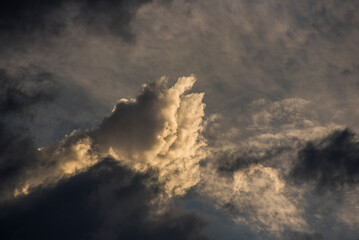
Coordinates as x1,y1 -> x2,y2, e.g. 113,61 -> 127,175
1,75 -> 206,201
95,75 -> 206,196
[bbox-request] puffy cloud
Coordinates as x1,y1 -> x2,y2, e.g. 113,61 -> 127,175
96,75 -> 206,196
0,74 -> 210,239
12,130 -> 99,198
1,75 -> 206,201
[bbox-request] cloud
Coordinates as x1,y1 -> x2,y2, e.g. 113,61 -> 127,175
1,0 -> 359,239
0,68 -> 54,116
0,74 -> 210,239
0,75 -> 206,201
95,75 -> 206,196
197,97 -> 347,236
283,231 -> 323,240
0,0 -> 152,45
199,162 -> 306,234
0,159 -> 209,240
287,129 -> 359,236
0,67 -> 105,201
0,68 -> 55,201
206,97 -> 343,175
2,0 -> 358,139
290,129 -> 359,191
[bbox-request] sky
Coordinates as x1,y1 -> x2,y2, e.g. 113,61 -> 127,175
0,0 -> 358,239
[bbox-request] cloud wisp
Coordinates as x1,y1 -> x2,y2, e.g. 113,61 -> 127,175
199,96 -> 359,238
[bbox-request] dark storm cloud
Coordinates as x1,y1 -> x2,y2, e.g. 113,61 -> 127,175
0,68 -> 54,116
0,67 -> 55,201
0,0 -> 152,44
0,159 -> 209,240
0,125 -> 39,201
290,129 -> 359,191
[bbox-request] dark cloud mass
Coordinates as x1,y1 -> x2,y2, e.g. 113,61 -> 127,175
291,129 -> 359,191
0,159 -> 209,240
0,0 -> 151,45
0,68 -> 54,201
0,68 -> 54,116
